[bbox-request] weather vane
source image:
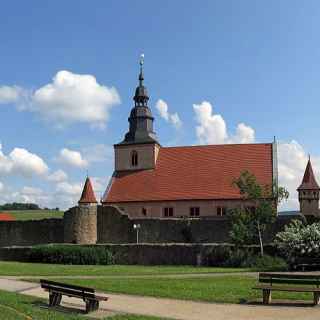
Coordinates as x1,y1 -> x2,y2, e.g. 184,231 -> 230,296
140,53 -> 144,66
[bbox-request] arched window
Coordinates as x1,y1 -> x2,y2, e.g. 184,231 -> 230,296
131,150 -> 138,167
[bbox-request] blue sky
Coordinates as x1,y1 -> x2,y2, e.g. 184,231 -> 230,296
0,1 -> 319,209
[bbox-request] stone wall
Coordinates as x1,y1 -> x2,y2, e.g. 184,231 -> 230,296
97,205 -> 300,244
0,219 -> 63,247
64,206 -> 97,244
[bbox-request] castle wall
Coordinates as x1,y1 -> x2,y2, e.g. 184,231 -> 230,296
97,205 -> 298,244
64,205 -> 97,244
0,219 -> 63,247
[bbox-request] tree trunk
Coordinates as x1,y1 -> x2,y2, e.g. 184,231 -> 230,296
257,220 -> 264,256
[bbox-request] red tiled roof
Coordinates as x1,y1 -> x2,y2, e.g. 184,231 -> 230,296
79,177 -> 97,204
297,159 -> 320,190
0,213 -> 15,221
103,143 -> 274,203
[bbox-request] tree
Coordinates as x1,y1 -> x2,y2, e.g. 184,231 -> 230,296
230,170 -> 289,256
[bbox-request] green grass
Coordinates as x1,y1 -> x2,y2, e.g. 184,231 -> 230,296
0,261 -> 250,276
0,290 -> 171,320
6,210 -> 64,221
48,276 -> 318,304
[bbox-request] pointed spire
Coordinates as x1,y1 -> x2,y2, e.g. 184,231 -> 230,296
78,176 -> 97,204
134,54 -> 149,107
139,53 -> 144,86
297,157 -> 320,190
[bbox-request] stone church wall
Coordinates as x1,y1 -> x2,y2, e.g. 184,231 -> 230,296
0,219 -> 63,247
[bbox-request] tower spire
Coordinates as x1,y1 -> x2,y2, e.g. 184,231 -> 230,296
139,54 -> 144,86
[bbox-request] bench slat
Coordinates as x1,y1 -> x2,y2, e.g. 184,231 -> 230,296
41,284 -> 96,299
40,279 -> 95,293
259,273 -> 320,280
253,285 -> 320,292
259,278 -> 320,286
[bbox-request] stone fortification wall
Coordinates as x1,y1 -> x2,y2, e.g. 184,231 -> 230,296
0,219 -> 63,247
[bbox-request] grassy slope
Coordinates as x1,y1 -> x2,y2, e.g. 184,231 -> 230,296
6,210 -> 64,220
50,276 -> 315,304
0,262 -> 250,276
0,290 -> 170,320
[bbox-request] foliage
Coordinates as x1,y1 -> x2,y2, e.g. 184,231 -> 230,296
28,245 -> 115,265
275,219 -> 320,262
0,202 -> 41,210
229,170 -> 289,256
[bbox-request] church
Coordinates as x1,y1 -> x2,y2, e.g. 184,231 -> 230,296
100,58 -> 278,218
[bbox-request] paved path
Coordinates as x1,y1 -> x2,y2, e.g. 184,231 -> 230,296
1,278 -> 320,320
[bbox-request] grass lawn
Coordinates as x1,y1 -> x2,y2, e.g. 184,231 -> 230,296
6,210 -> 64,221
0,290 -> 171,320
0,261 -> 251,276
47,276 -> 317,304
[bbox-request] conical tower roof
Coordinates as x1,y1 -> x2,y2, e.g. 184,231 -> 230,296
297,158 -> 320,190
78,177 -> 98,204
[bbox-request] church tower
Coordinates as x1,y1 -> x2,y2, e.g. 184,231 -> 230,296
298,157 -> 320,216
114,55 -> 160,171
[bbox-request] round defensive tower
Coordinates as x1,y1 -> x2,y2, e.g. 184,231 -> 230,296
64,176 -> 98,244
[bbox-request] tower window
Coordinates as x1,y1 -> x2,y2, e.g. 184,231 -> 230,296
164,207 -> 174,217
142,208 -> 147,216
131,150 -> 138,167
190,207 -> 200,217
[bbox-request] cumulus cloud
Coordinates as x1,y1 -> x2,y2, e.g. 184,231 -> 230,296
55,181 -> 82,196
193,101 -> 255,144
156,99 -> 182,129
0,144 -> 49,178
57,148 -> 88,168
0,71 -> 120,128
31,70 -> 120,128
81,144 -> 113,163
277,140 -> 320,211
47,169 -> 68,183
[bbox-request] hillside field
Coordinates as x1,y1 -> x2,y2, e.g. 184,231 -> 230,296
2,210 -> 64,221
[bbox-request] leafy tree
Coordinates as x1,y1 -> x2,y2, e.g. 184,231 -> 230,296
229,170 -> 289,256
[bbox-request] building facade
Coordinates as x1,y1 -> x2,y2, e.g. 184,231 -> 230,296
102,58 -> 278,218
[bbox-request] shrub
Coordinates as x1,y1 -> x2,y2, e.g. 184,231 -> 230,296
275,219 -> 320,263
28,245 -> 114,265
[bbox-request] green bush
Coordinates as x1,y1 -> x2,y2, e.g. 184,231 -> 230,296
28,245 -> 115,265
204,246 -> 287,271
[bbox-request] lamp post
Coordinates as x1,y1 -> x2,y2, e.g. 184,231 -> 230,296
133,223 -> 141,244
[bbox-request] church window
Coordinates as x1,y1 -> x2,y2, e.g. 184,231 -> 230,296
131,150 -> 138,167
190,207 -> 200,217
142,208 -> 147,216
164,207 -> 174,217
217,207 -> 227,216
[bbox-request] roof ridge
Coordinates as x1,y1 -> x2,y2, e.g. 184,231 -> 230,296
161,142 -> 273,150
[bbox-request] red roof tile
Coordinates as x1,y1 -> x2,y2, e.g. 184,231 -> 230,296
79,177 -> 98,204
297,159 -> 320,190
103,143 -> 274,203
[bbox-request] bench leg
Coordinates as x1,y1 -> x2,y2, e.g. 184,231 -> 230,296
314,292 -> 320,305
262,289 -> 271,304
85,299 -> 99,313
49,292 -> 62,307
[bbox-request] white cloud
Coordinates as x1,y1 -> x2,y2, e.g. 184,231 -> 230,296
30,70 -> 121,128
0,144 -> 49,178
55,181 -> 82,196
156,99 -> 182,129
193,101 -> 255,144
81,144 -> 113,163
0,86 -> 24,104
57,148 -> 88,168
47,169 -> 68,183
0,181 -> 3,192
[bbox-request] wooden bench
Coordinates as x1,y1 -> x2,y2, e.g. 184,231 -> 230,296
40,279 -> 108,313
294,258 -> 320,271
253,272 -> 320,305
